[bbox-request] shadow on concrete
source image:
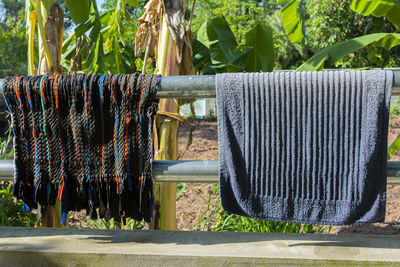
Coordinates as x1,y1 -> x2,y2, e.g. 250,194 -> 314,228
1,226 -> 399,250
83,231 -> 400,249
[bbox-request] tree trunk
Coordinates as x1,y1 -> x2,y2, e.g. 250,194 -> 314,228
149,0 -> 194,230
37,4 -> 63,75
36,3 -> 64,228
149,15 -> 180,230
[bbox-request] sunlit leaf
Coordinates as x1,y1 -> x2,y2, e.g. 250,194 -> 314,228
195,16 -> 276,74
123,0 -> 138,7
198,16 -> 241,64
242,23 -> 274,72
280,0 -> 304,43
28,11 -> 36,76
176,183 -> 186,195
65,0 -> 91,24
351,0 -> 400,29
297,33 -> 400,71
192,38 -> 212,73
73,19 -> 94,38
389,134 -> 400,159
113,37 -> 122,73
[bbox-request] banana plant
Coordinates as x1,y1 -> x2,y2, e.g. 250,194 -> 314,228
135,0 -> 195,230
26,0 -> 64,75
278,0 -> 400,45
25,0 -> 138,227
297,0 -> 400,71
351,0 -> 400,30
62,0 -> 137,74
277,0 -> 308,43
25,0 -> 65,227
193,15 -> 275,74
297,33 -> 400,71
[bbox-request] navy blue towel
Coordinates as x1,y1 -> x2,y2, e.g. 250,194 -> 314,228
216,71 -> 392,225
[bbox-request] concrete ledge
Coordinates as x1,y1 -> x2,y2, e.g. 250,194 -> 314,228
0,227 -> 400,266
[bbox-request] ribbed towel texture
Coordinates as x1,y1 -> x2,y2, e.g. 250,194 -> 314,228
216,70 -> 392,225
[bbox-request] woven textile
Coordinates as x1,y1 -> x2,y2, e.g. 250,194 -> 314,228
2,73 -> 160,224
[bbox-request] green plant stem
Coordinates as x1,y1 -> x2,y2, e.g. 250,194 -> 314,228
33,0 -> 53,71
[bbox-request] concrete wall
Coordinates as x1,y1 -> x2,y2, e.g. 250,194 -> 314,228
1,227 -> 400,266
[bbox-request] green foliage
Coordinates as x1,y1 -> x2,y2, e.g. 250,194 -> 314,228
193,16 -> 274,74
83,216 -> 145,230
307,1 -> 362,49
0,120 -> 14,160
62,0 -> 140,74
391,98 -> 400,116
194,184 -> 327,233
191,0 -> 279,41
269,10 -> 306,69
242,23 -> 274,72
0,182 -> 38,227
213,211 -> 324,233
123,0 -> 138,7
197,16 -> 242,68
297,33 -> 400,71
275,0 -> 400,69
204,109 -> 217,121
389,97 -> 400,160
190,0 -> 305,69
0,0 -> 27,77
279,0 -> 308,43
388,134 -> 400,160
65,0 -> 90,24
176,183 -> 186,195
351,0 -> 400,30
308,0 -> 400,69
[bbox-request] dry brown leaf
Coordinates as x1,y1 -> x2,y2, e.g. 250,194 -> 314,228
162,0 -> 186,63
180,29 -> 194,75
135,0 -> 162,57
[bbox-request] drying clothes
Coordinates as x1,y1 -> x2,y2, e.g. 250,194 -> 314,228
216,71 -> 392,225
2,73 -> 159,225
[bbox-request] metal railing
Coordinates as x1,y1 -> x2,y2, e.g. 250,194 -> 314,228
0,71 -> 400,184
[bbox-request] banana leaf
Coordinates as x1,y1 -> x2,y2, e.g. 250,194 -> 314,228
296,33 -> 400,71
65,0 -> 91,25
351,0 -> 400,30
242,23 -> 274,72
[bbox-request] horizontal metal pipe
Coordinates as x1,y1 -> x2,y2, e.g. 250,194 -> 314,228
0,160 -> 399,184
0,71 -> 400,183
156,160 -> 400,184
0,159 -> 13,178
158,75 -> 216,98
153,160 -> 219,183
1,70 -> 400,98
0,76 -> 217,99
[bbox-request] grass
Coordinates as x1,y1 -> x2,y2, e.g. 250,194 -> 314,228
391,98 -> 400,117
193,184 -> 329,234
81,216 -> 145,230
388,99 -> 400,159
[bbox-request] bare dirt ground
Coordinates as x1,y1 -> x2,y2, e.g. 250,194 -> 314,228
70,118 -> 400,234
176,120 -> 218,231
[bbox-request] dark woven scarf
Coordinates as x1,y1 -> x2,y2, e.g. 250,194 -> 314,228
2,73 -> 160,224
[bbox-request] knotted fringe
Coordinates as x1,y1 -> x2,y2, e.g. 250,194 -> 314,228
2,73 -> 160,224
